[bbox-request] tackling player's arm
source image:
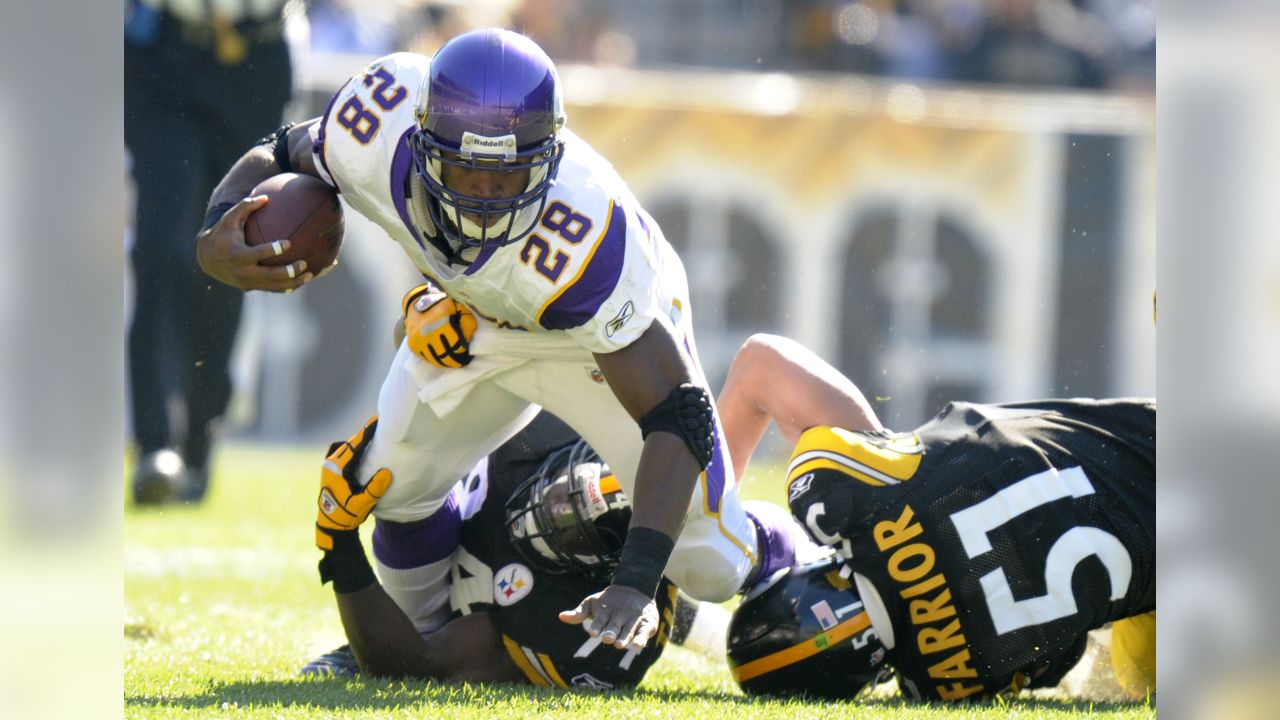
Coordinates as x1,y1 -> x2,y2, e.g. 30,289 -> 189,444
559,321 -> 699,652
195,119 -> 323,292
335,585 -> 525,682
718,334 -> 883,480
315,417 -> 524,682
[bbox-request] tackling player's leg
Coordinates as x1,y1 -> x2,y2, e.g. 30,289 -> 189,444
347,341 -> 540,628
1111,611 -> 1156,699
521,358 -> 808,601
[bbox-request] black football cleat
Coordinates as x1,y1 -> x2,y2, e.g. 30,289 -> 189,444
132,449 -> 185,506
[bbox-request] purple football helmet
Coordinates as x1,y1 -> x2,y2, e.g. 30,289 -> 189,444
410,29 -> 566,263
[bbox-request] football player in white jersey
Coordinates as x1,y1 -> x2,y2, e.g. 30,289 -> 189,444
195,29 -> 805,651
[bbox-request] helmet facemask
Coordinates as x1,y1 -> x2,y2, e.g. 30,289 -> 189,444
409,129 -> 562,264
505,441 -> 629,582
408,28 -> 567,265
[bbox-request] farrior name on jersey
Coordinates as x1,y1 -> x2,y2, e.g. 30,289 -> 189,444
873,504 -> 987,701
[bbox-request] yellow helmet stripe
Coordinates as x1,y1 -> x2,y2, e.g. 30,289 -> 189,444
731,612 -> 872,683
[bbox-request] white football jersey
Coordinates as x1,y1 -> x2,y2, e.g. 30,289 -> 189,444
311,53 -> 684,355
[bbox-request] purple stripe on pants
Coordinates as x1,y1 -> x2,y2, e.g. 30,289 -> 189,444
372,487 -> 462,570
744,502 -> 799,583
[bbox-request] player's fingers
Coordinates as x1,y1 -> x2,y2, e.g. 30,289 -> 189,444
238,238 -> 295,264
225,195 -> 270,226
610,617 -> 638,649
364,468 -> 393,499
623,616 -> 657,652
264,269 -> 313,293
598,619 -> 622,646
558,597 -> 596,626
225,240 -> 310,291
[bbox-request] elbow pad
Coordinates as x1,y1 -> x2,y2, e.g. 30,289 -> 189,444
638,383 -> 715,469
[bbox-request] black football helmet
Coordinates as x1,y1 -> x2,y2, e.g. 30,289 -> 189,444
505,440 -> 630,582
727,556 -> 891,699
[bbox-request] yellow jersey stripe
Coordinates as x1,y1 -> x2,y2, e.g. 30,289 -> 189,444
535,200 -> 616,324
502,635 -> 551,687
788,457 -> 887,488
731,612 -> 872,682
537,652 -> 570,688
785,426 -> 923,497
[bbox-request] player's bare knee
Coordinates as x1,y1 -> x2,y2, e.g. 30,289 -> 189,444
736,334 -> 786,368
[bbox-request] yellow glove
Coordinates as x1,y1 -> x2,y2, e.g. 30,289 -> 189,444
316,415 -> 393,551
401,284 -> 477,369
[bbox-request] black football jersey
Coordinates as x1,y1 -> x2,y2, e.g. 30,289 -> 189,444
786,399 -> 1155,700
448,412 -> 675,690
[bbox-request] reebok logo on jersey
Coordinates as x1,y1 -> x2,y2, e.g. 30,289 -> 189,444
571,673 -> 613,690
605,301 -> 634,337
789,473 -> 814,502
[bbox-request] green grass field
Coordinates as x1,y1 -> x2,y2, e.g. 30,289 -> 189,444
125,443 -> 1155,719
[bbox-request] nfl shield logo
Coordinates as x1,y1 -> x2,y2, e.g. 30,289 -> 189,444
320,489 -> 338,515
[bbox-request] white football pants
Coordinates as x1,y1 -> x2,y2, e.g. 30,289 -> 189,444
358,323 -> 759,625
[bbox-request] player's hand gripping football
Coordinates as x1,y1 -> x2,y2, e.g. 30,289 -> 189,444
315,416 -> 393,551
400,284 -> 478,369
196,196 -> 312,293
559,584 -> 660,652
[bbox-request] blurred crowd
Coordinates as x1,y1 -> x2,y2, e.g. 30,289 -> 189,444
302,0 -> 1154,90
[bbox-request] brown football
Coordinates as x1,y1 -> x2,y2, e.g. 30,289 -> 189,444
244,173 -> 344,274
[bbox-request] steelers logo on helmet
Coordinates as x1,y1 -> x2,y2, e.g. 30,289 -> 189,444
505,440 -> 630,582
727,556 -> 891,699
409,28 -> 566,265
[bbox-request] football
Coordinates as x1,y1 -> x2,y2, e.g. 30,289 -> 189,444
244,173 -> 344,274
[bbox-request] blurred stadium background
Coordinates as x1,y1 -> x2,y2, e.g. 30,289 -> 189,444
126,0 -> 1155,456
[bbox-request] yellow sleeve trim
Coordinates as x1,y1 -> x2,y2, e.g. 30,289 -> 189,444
789,457 -> 888,487
502,635 -> 551,687
786,426 -> 923,496
536,652 -> 570,688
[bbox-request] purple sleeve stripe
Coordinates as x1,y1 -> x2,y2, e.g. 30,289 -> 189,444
536,200 -> 627,330
371,488 -> 461,570
313,79 -> 352,193
389,127 -> 418,240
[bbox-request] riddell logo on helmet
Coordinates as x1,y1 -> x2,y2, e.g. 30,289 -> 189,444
461,131 -> 517,159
